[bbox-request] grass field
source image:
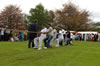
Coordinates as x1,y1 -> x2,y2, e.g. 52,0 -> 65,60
0,41 -> 100,66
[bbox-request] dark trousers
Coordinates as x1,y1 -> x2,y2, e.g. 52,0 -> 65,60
27,33 -> 37,48
66,38 -> 72,45
44,35 -> 53,48
28,39 -> 34,48
0,35 -> 4,41
0,35 -> 1,41
59,41 -> 63,46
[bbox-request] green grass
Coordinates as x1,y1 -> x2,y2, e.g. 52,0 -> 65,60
0,41 -> 100,66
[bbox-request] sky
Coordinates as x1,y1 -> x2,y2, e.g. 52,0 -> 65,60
0,0 -> 100,22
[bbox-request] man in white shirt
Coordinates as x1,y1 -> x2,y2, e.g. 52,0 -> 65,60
44,24 -> 53,48
56,29 -> 64,47
50,28 -> 57,47
33,25 -> 48,50
70,33 -> 74,44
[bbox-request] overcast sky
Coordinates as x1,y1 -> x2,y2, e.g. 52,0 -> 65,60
0,0 -> 100,22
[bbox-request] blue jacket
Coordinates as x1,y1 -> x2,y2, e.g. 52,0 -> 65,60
28,23 -> 38,40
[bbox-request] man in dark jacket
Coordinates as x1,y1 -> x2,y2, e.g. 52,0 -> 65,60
28,20 -> 38,48
67,31 -> 71,45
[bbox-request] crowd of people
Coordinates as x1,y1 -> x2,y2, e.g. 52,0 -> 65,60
0,28 -> 27,41
75,33 -> 99,41
27,20 -> 100,50
27,20 -> 74,50
0,20 -> 100,50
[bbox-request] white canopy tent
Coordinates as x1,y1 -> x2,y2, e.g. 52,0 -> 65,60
77,31 -> 98,41
78,32 -> 98,34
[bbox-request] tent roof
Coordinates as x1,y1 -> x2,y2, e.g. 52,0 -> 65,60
78,31 -> 98,34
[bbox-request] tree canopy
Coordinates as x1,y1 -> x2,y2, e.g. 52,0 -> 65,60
49,2 -> 90,31
0,5 -> 24,30
0,2 -> 93,32
27,3 -> 50,30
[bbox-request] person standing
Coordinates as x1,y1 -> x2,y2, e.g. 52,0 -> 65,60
70,32 -> 74,44
27,20 -> 38,48
94,34 -> 97,41
79,34 -> 82,41
20,32 -> 24,41
66,31 -> 71,45
91,34 -> 94,41
96,34 -> 98,41
0,29 -> 1,41
1,28 -> 4,41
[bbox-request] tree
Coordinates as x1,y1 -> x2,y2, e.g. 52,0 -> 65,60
94,22 -> 100,33
24,14 -> 29,29
0,5 -> 24,30
28,3 -> 50,30
49,2 -> 90,31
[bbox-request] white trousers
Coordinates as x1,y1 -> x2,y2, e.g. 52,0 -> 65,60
34,35 -> 46,49
56,38 -> 63,46
50,34 -> 57,46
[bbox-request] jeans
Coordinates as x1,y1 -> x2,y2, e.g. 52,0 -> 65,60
66,38 -> 72,45
44,35 -> 53,48
64,37 -> 68,45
